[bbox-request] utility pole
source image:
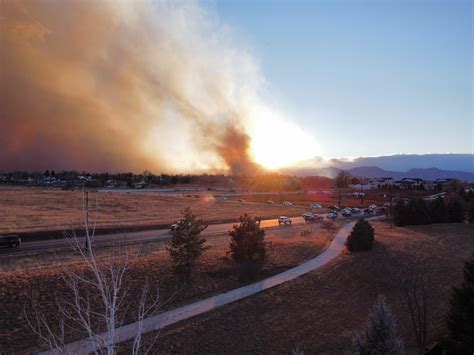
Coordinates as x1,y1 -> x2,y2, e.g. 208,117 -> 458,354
84,190 -> 90,252
389,184 -> 393,228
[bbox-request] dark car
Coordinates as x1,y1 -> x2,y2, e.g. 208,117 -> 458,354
0,235 -> 21,248
364,208 -> 374,215
328,206 -> 340,211
303,212 -> 323,222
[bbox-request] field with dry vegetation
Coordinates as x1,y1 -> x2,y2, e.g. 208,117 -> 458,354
137,221 -> 474,354
0,187 -> 310,235
0,222 -> 339,353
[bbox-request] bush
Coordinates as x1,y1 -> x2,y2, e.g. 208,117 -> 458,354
447,253 -> 474,352
354,294 -> 405,354
167,207 -> 208,279
229,214 -> 267,280
346,218 -> 374,252
469,202 -> 474,223
447,199 -> 465,223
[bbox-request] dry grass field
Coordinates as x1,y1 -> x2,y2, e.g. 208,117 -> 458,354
136,221 -> 474,354
0,222 -> 339,353
0,187 -> 309,235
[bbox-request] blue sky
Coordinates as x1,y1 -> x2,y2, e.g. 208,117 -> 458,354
212,0 -> 473,159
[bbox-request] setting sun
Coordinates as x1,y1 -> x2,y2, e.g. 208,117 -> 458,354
247,107 -> 320,169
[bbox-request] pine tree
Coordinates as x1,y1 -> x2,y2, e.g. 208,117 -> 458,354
354,294 -> 405,355
429,197 -> 448,224
229,214 -> 267,280
346,219 -> 374,252
469,202 -> 474,223
447,253 -> 474,351
167,207 -> 208,279
394,200 -> 408,226
447,199 -> 465,223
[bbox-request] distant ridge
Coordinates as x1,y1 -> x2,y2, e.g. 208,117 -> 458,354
347,166 -> 474,182
284,166 -> 474,182
283,153 -> 474,181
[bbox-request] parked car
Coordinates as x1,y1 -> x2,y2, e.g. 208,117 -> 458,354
327,212 -> 338,220
0,235 -> 21,248
278,216 -> 292,225
283,201 -> 293,206
267,200 -> 275,204
342,209 -> 352,217
364,208 -> 374,215
369,204 -> 377,209
311,204 -> 322,209
302,212 -> 323,222
328,206 -> 340,211
238,199 -> 246,202
351,207 -> 361,214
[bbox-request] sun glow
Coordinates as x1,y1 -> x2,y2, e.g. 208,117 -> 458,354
247,106 -> 319,170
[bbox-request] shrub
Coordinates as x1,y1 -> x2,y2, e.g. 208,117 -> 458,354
447,253 -> 474,352
229,214 -> 267,280
167,207 -> 208,279
447,199 -> 465,223
469,202 -> 474,223
346,218 -> 374,252
354,294 -> 405,355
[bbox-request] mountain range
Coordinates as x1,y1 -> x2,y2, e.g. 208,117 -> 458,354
283,154 -> 474,182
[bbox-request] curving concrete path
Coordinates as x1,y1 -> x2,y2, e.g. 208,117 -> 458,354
39,218 -> 381,354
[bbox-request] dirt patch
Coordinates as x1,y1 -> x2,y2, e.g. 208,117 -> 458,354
133,222 -> 474,354
0,223 -> 336,353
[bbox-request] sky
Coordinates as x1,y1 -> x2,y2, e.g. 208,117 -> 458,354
214,0 -> 473,159
1,0 -> 472,173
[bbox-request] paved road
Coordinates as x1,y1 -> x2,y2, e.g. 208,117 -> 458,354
40,217 -> 382,354
0,216 -> 306,257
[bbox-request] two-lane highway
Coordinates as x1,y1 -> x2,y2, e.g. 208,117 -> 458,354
0,216 -> 306,257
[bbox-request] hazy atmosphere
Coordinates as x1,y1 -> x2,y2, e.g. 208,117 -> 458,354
1,1 -> 474,354
2,0 -> 472,174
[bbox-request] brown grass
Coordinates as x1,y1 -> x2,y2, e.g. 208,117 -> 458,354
0,222 -> 338,353
136,222 -> 474,354
0,187 -> 309,235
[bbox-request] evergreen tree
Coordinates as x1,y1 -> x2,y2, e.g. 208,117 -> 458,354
447,199 -> 465,223
394,200 -> 408,226
229,214 -> 267,280
469,202 -> 474,223
430,197 -> 448,224
346,218 -> 375,252
447,253 -> 474,351
167,207 -> 208,279
354,294 -> 405,355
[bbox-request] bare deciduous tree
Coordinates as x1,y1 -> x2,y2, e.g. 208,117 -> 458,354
402,264 -> 429,355
25,191 -> 160,354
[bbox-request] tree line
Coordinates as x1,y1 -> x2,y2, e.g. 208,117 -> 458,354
393,196 -> 474,226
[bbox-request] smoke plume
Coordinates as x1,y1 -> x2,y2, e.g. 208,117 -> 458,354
0,0 -> 264,174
